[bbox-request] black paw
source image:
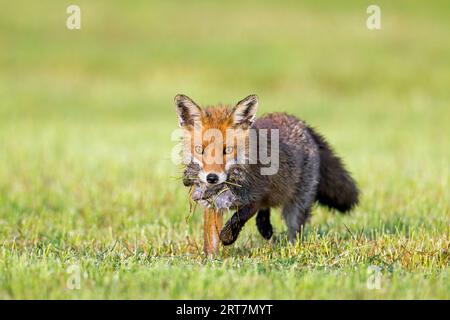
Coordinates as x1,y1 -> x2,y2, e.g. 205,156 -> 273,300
256,208 -> 273,240
219,215 -> 242,246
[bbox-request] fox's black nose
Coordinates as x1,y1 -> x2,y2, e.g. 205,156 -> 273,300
206,173 -> 219,184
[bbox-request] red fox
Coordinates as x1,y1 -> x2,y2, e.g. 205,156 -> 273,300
176,94 -> 359,245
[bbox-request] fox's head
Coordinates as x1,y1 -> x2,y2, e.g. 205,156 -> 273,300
175,94 -> 258,185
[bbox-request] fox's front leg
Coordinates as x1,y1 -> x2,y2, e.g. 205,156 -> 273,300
203,207 -> 223,257
256,208 -> 273,240
219,203 -> 258,245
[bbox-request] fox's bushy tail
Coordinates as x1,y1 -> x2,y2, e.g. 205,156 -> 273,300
308,126 -> 359,213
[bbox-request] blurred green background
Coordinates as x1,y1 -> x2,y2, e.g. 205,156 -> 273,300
0,1 -> 448,299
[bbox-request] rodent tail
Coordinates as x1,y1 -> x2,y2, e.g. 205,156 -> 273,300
308,126 -> 359,213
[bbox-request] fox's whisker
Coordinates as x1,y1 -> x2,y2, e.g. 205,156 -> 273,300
223,181 -> 242,188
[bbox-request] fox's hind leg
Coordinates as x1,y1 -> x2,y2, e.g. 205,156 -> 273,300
282,178 -> 318,242
256,208 -> 273,240
283,151 -> 320,242
282,201 -> 311,242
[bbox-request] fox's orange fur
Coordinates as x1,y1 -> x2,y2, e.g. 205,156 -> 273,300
180,100 -> 251,185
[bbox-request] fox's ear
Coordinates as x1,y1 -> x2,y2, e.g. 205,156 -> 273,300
174,94 -> 202,128
233,94 -> 258,128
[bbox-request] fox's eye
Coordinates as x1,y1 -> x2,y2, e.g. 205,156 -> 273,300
224,146 -> 234,154
194,145 -> 203,154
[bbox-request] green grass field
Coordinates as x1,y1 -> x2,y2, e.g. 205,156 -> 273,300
0,1 -> 449,299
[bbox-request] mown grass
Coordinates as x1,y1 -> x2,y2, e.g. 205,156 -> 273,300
0,1 -> 449,299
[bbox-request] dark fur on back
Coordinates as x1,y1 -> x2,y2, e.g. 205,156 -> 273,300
307,126 -> 359,212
